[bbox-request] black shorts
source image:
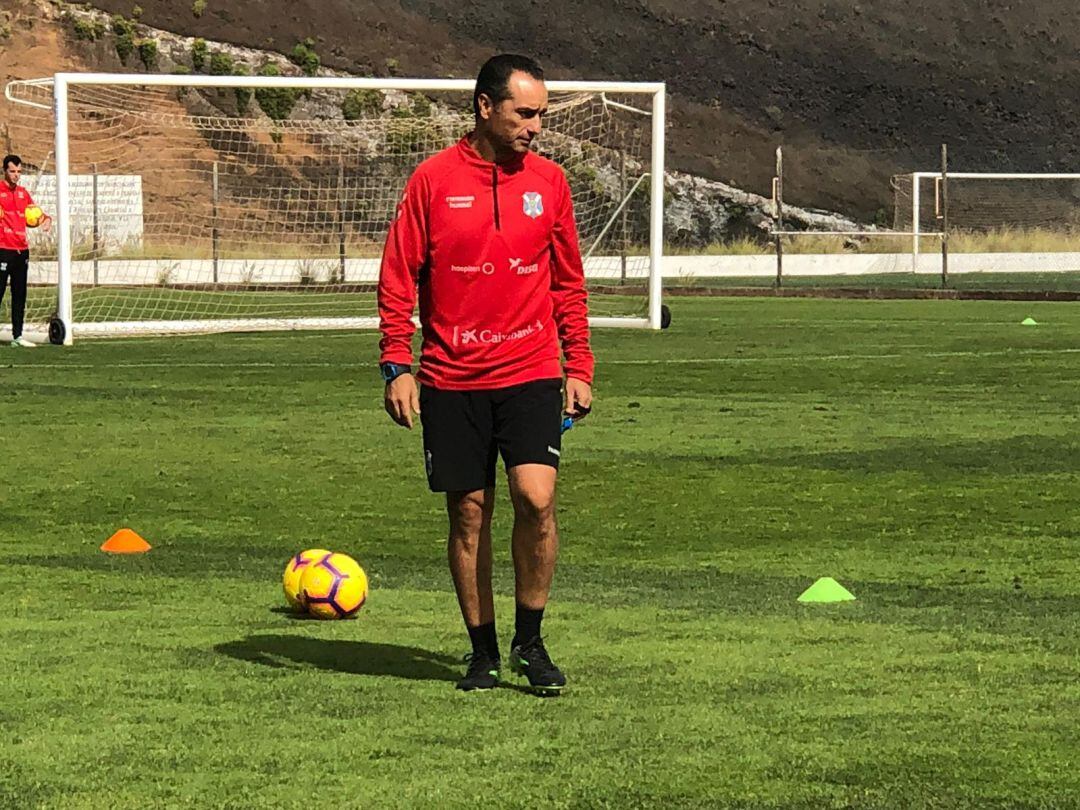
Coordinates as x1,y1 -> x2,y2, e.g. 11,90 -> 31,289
0,249 -> 29,277
420,378 -> 563,492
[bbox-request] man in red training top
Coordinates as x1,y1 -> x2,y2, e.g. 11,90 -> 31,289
378,54 -> 593,693
1,155 -> 52,347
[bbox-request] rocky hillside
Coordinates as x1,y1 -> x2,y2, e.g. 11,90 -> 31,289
38,0 -> 1076,222
1,0 -> 866,249
6,0 -> 1073,234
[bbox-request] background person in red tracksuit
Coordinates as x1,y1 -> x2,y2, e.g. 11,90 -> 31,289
1,154 -> 52,347
378,54 -> 594,693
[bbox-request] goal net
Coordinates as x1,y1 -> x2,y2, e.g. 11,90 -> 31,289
5,74 -> 665,343
769,146 -> 942,284
893,172 -> 1080,274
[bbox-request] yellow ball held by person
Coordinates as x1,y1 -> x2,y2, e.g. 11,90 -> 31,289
299,552 -> 369,619
24,205 -> 45,228
282,548 -> 331,610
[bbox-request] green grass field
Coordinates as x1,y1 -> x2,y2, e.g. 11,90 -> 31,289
13,272 -> 1080,337
2,298 -> 1078,809
18,287 -> 650,325
663,271 -> 1080,292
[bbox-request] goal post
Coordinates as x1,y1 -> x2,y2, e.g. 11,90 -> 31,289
893,170 -> 1080,274
769,145 -> 946,285
7,72 -> 666,343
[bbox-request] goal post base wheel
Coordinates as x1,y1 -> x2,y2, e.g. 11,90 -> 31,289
49,317 -> 66,345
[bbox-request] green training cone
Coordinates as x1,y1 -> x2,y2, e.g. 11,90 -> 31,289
1021,317 -> 1038,326
798,577 -> 856,603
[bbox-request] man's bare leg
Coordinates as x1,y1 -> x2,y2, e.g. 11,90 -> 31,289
447,487 -> 500,690
508,465 -> 559,611
507,464 -> 566,692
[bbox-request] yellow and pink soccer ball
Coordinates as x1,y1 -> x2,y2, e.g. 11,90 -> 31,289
282,548 -> 331,610
24,206 -> 44,228
282,549 -> 369,619
299,552 -> 369,619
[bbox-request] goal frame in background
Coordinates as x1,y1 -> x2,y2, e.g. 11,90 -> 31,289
25,72 -> 666,344
905,169 -> 1080,259
771,144 -> 949,287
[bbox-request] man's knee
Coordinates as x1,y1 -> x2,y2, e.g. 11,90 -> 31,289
511,485 -> 556,526
447,490 -> 490,539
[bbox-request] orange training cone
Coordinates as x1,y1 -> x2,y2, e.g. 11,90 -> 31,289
100,528 -> 152,554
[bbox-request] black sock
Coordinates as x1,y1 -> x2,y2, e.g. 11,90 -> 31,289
467,621 -> 499,661
512,604 -> 544,648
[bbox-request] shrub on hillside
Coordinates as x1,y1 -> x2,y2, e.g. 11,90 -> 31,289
137,37 -> 158,70
233,65 -> 252,115
289,38 -> 321,77
255,63 -> 299,122
71,16 -> 106,41
111,15 -> 136,65
341,89 -> 383,121
191,38 -> 208,71
209,51 -> 235,76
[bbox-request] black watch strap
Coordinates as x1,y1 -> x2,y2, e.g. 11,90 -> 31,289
380,362 -> 412,383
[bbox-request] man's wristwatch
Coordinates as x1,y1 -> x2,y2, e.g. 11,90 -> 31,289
380,362 -> 412,383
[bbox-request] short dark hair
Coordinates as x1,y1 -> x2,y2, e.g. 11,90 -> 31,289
2,154 -> 21,170
473,54 -> 545,118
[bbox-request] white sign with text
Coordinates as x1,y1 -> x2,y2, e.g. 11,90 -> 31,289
28,175 -> 144,250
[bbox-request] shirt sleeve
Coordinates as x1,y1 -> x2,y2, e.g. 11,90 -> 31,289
549,172 -> 595,384
377,171 -> 429,366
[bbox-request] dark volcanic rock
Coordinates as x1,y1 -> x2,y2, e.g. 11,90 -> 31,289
83,0 -> 1080,219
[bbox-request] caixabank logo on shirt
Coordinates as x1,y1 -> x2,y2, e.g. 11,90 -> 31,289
452,319 -> 544,347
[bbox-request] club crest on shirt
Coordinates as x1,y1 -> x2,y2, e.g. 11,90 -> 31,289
522,191 -> 543,219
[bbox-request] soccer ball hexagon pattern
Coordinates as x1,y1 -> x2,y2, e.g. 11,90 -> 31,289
282,548 -> 332,610
299,552 -> 369,619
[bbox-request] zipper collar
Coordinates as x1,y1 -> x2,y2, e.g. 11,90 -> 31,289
456,134 -> 527,177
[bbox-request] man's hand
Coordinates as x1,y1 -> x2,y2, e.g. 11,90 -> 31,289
384,373 -> 420,429
564,377 -> 593,422
40,216 -> 52,234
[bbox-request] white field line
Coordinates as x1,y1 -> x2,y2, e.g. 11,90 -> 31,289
8,317 -> 1071,345
7,346 -> 1080,372
606,347 -> 1080,364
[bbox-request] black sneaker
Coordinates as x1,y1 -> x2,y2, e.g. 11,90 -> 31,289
510,636 -> 566,693
456,652 -> 500,692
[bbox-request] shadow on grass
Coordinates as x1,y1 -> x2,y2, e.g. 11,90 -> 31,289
214,634 -> 460,682
591,435 -> 1079,475
782,435 -> 1080,475
269,606 -> 314,619
497,680 -> 563,699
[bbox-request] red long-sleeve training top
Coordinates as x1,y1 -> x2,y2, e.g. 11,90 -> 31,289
378,136 -> 594,390
0,183 -> 38,251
